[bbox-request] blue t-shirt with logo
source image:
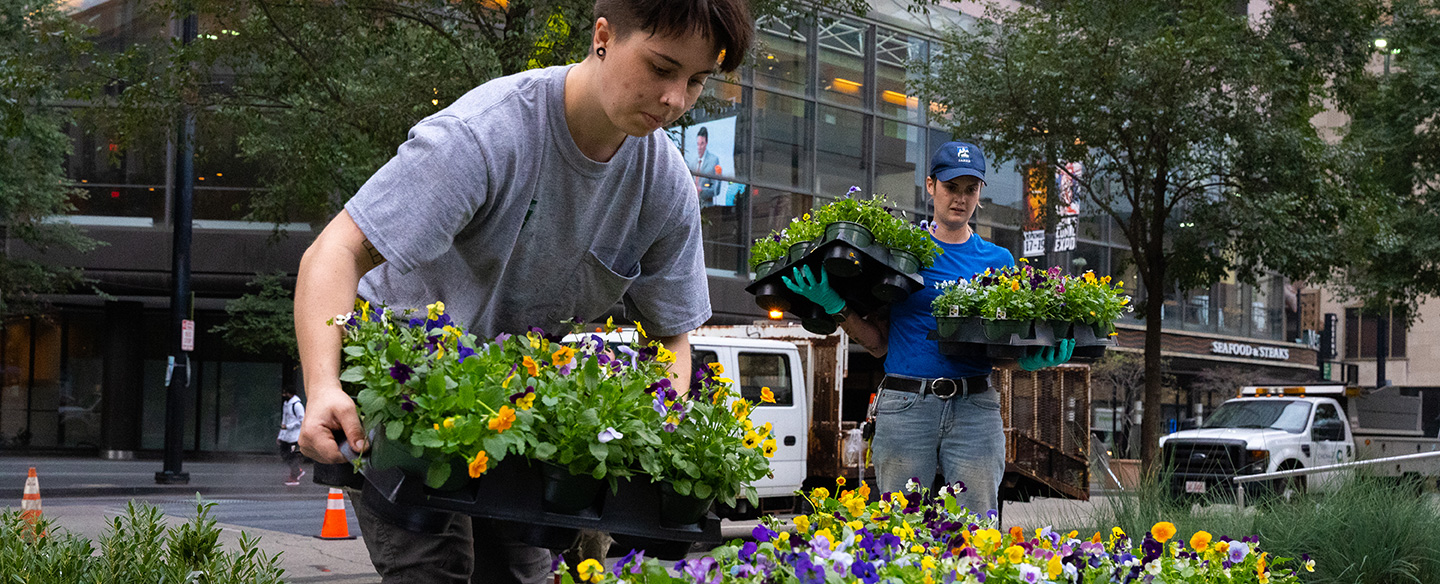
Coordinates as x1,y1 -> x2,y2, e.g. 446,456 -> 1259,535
883,232 -> 1015,378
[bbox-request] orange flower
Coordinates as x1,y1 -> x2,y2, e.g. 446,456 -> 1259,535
522,356 -> 540,377
488,406 -> 516,432
551,345 -> 575,368
1010,525 -> 1025,544
1151,521 -> 1176,543
760,387 -> 777,403
1190,530 -> 1212,552
468,451 -> 489,477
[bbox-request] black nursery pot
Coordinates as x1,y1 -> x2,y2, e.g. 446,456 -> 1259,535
539,461 -> 603,515
871,273 -> 913,303
657,482 -> 715,528
821,243 -> 865,278
751,281 -> 792,313
888,249 -> 921,274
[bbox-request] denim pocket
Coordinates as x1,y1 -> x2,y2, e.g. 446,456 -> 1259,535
875,388 -> 920,415
969,390 -> 1002,412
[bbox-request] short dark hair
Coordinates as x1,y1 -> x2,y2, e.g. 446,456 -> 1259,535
697,126 -> 708,139
594,0 -> 754,73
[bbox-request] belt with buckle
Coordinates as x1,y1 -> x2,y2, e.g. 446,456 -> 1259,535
880,374 -> 991,400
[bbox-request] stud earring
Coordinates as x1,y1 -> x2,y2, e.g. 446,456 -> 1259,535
596,47 -> 606,59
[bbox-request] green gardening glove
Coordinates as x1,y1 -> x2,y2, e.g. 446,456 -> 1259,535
1018,338 -> 1076,371
781,266 -> 846,314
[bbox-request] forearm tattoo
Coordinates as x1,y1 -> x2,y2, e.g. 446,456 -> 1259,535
361,239 -> 384,267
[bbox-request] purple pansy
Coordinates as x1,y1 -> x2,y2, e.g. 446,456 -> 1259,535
752,525 -> 777,543
389,360 -> 414,383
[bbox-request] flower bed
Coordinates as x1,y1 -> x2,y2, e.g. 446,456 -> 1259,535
562,481 -> 1312,584
746,190 -> 943,334
929,262 -> 1131,361
334,302 -> 773,537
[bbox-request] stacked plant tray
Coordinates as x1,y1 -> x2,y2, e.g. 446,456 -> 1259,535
927,316 -> 1117,363
357,458 -> 720,560
746,221 -> 925,335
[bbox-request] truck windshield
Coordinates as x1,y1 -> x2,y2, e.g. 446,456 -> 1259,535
1202,400 -> 1312,434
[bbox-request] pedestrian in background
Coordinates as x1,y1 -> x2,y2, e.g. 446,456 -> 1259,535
279,388 -> 305,486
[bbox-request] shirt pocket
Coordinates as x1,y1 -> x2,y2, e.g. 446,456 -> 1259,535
560,248 -> 639,322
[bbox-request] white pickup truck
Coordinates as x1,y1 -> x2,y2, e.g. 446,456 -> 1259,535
1159,384 -> 1440,499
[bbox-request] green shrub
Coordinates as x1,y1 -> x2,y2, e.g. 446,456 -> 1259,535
1074,469 -> 1440,584
0,497 -> 285,584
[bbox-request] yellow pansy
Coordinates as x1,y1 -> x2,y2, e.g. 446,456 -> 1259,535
633,321 -> 648,339
811,487 -> 830,500
655,346 -> 675,363
442,417 -> 456,429
847,520 -> 863,531
516,392 -> 536,411
731,399 -> 752,420
921,556 -> 936,571
708,362 -> 725,375
814,528 -> 837,549
844,497 -> 866,517
1047,554 -> 1063,579
426,301 -> 445,319
577,558 -> 605,583
762,438 -> 777,458
742,432 -> 762,449
358,300 -> 371,321
1004,545 -> 1026,564
793,515 -> 810,533
910,545 -> 925,554
972,529 -> 1003,552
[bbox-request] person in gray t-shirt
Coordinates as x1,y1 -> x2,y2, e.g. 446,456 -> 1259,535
294,1 -> 753,583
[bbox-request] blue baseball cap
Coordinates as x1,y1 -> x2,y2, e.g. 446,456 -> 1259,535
929,141 -> 987,183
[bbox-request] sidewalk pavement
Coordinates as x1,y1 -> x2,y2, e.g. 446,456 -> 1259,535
3,454 -> 379,583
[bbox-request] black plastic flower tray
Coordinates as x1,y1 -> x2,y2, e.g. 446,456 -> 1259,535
746,235 -> 924,335
926,317 -> 1116,363
357,459 -> 720,560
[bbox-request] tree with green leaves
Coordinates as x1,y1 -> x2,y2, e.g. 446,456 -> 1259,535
94,0 -> 892,352
0,0 -> 101,316
1323,0 -> 1440,329
914,0 -> 1370,468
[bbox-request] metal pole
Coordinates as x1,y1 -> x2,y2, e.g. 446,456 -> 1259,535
1377,312 -> 1388,388
156,11 -> 197,485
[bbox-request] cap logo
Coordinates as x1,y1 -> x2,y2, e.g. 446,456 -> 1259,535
957,146 -> 971,163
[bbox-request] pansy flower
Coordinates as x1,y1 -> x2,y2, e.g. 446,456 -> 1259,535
597,427 -> 623,443
522,356 -> 540,377
488,406 -> 516,432
389,360 -> 414,383
467,450 -> 489,478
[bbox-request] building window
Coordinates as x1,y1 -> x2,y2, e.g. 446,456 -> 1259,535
1344,308 -> 1407,359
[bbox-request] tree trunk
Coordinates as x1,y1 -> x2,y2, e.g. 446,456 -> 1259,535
1140,180 -> 1169,473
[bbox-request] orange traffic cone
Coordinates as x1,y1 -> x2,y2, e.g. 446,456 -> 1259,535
316,488 -> 356,540
20,467 -> 44,538
20,467 -> 41,521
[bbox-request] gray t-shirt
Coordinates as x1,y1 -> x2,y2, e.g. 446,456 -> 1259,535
346,65 -> 711,338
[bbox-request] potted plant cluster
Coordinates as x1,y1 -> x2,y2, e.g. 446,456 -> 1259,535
929,261 -> 1131,361
747,188 -> 943,334
334,303 -> 772,549
561,479 -> 1313,584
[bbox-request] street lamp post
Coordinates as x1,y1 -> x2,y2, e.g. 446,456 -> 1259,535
156,11 -> 196,486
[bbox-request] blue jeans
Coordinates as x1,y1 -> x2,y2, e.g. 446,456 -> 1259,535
869,383 -> 1005,516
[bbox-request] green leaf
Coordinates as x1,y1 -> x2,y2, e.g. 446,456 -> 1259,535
338,365 -> 365,382
533,442 -> 557,459
692,481 -> 713,500
672,479 -> 692,496
425,461 -> 451,489
343,345 -> 366,357
588,442 -> 609,462
385,420 -> 404,441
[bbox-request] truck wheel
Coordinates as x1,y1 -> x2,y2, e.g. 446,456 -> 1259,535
1272,461 -> 1306,502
